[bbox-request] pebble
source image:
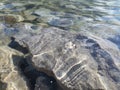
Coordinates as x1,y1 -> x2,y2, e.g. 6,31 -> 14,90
48,18 -> 73,28
0,14 -> 24,24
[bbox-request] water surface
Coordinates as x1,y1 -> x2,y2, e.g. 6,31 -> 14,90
0,0 -> 120,90
0,0 -> 120,46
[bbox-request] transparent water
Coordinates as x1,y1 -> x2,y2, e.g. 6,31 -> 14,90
0,0 -> 120,90
0,0 -> 120,45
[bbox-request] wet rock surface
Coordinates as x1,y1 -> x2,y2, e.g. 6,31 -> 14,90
0,46 -> 28,90
0,40 -> 61,90
0,0 -> 120,90
108,35 -> 120,49
48,18 -> 73,29
0,14 -> 24,24
13,27 -> 120,90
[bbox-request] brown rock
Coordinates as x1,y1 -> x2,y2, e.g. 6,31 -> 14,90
0,46 -> 28,90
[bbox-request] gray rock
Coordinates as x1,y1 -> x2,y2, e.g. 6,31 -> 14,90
33,8 -> 57,23
14,27 -> 120,90
48,18 -> 73,28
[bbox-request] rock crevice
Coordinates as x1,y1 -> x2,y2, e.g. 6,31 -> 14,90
12,27 -> 120,90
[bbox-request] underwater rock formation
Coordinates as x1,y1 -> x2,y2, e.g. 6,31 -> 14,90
0,46 -> 28,90
13,27 -> 120,90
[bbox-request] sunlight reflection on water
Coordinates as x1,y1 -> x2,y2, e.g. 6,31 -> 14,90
0,0 -> 120,46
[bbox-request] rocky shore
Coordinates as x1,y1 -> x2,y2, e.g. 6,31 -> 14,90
0,26 -> 120,90
0,0 -> 120,90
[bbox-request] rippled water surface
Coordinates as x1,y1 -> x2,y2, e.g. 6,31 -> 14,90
0,0 -> 120,90
0,0 -> 120,46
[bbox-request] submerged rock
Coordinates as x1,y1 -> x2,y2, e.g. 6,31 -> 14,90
0,46 -> 28,90
0,14 -> 24,25
48,18 -> 73,29
13,27 -> 120,90
108,35 -> 120,49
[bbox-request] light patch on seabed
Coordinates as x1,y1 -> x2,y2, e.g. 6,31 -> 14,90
97,74 -> 108,90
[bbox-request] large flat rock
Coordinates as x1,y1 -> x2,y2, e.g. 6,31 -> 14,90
13,27 -> 120,90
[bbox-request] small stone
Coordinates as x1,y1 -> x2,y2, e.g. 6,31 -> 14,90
48,18 -> 73,28
26,15 -> 36,21
65,4 -> 77,9
0,14 -> 24,25
33,8 -> 51,16
33,8 -> 59,23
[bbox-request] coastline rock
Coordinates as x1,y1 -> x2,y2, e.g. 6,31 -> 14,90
0,14 -> 24,25
13,27 -> 120,90
0,46 -> 28,90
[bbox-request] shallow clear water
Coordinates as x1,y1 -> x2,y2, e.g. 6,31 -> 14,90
0,1 -> 120,90
0,0 -> 120,46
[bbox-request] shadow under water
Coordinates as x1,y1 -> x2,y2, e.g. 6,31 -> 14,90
9,38 -> 62,90
12,55 -> 58,90
8,37 -> 29,54
0,80 -> 7,90
108,35 -> 120,49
